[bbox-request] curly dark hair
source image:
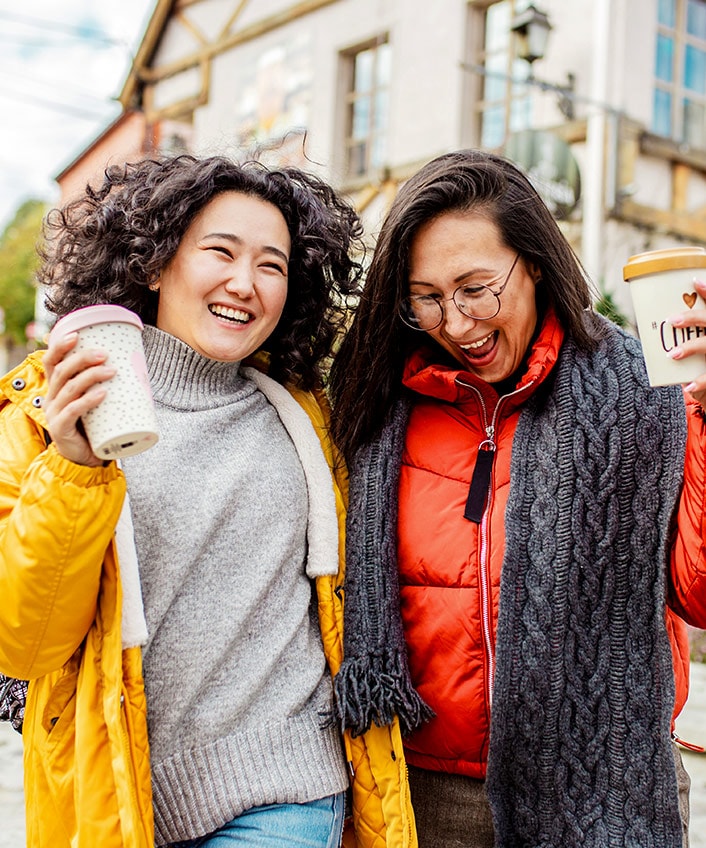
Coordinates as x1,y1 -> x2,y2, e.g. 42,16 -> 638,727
39,154 -> 364,389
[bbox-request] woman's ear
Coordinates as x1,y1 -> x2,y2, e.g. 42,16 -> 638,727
527,261 -> 542,284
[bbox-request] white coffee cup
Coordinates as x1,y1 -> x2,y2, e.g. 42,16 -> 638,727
623,246 -> 706,386
49,304 -> 159,459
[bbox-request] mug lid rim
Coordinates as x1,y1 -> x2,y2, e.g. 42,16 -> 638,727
49,305 -> 144,340
624,246 -> 706,280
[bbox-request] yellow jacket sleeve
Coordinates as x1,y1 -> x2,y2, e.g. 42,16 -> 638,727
0,398 -> 126,679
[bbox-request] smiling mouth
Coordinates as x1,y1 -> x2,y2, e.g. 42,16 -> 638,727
209,304 -> 251,324
459,331 -> 496,357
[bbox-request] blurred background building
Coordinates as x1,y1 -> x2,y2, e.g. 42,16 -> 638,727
19,0 -> 706,359
115,0 -> 706,318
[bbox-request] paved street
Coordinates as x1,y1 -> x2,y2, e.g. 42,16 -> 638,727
0,719 -> 24,847
675,660 -> 706,846
1,664 -> 706,846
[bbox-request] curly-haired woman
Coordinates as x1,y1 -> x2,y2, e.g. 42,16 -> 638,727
0,155 -> 365,848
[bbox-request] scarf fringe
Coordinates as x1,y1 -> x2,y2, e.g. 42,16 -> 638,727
334,649 -> 434,738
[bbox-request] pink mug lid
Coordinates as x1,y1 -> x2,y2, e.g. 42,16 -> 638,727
49,305 -> 144,342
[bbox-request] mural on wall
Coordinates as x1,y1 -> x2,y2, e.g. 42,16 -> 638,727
233,33 -> 313,168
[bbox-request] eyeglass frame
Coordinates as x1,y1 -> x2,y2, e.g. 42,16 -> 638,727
399,252 -> 522,331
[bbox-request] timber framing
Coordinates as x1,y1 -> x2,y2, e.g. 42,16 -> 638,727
615,120 -> 706,243
118,0 -> 706,241
119,0 -> 339,115
550,117 -> 706,243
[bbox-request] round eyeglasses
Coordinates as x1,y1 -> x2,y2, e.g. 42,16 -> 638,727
399,253 -> 521,331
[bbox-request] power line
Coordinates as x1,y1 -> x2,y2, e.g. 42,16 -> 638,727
0,86 -> 117,120
0,34 -> 124,50
0,67 -> 121,107
0,10 -> 126,47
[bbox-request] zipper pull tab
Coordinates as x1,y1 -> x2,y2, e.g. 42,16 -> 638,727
464,439 -> 495,523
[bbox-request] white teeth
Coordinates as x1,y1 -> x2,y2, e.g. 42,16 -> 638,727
209,305 -> 250,323
460,332 -> 493,350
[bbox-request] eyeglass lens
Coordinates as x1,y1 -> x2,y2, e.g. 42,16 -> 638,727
400,284 -> 500,330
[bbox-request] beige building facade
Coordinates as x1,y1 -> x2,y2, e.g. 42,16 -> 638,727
116,0 -> 706,324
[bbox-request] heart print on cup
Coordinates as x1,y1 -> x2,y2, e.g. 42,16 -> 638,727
623,246 -> 706,386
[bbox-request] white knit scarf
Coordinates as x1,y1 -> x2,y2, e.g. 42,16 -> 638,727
117,367 -> 340,649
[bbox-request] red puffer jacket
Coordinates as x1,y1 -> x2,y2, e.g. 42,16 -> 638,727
397,309 -> 706,779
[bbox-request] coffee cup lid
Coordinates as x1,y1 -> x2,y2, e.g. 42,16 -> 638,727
623,246 -> 706,281
49,305 -> 144,342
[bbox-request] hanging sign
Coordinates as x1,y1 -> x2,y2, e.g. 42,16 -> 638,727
505,129 -> 581,219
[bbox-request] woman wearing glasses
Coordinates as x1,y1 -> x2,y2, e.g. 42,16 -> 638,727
329,149 -> 706,848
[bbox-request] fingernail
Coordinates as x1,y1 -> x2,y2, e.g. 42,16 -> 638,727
685,382 -> 698,393
667,347 -> 683,359
667,315 -> 684,326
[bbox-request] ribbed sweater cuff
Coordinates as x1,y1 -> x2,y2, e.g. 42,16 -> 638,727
152,712 -> 349,845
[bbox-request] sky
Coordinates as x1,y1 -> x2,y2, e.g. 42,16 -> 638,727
0,0 -> 157,232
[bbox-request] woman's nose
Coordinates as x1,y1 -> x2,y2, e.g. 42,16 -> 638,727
224,262 -> 256,297
441,300 -> 477,336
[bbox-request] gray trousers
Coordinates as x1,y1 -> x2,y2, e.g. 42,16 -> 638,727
408,745 -> 691,848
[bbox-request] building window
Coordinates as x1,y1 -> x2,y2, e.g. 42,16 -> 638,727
466,1 -> 535,150
341,36 -> 391,178
653,0 -> 706,147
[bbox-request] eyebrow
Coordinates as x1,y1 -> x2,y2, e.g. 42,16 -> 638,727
409,268 -> 498,288
203,232 -> 290,264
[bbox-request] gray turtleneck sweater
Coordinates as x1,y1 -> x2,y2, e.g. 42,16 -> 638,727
121,326 -> 348,846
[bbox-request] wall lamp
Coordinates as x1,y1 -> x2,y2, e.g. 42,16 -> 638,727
510,3 -> 552,66
510,4 -> 576,120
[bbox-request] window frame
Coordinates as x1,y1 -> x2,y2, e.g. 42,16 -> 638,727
464,0 -> 534,150
338,34 -> 391,181
653,0 -> 706,148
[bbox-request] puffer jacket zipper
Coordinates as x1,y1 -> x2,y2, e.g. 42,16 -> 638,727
455,377 -> 535,704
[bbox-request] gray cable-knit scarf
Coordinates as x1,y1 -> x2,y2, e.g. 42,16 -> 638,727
334,316 -> 687,847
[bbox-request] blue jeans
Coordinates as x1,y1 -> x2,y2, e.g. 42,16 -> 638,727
166,793 -> 345,848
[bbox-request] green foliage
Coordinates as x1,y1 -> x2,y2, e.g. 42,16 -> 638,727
0,199 -> 46,345
594,286 -> 631,330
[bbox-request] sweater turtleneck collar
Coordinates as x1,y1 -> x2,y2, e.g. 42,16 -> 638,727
142,325 -> 252,410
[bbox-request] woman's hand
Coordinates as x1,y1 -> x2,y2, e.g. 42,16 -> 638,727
43,332 -> 116,467
666,277 -> 706,410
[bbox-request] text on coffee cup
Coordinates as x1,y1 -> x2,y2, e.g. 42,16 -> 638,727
657,321 -> 706,352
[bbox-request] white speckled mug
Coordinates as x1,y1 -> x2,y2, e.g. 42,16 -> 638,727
624,246 -> 706,386
49,304 -> 159,459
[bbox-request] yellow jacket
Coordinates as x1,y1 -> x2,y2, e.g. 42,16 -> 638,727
0,351 -> 415,848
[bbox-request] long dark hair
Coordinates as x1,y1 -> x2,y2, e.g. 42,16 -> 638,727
329,148 -> 598,459
39,154 -> 364,389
